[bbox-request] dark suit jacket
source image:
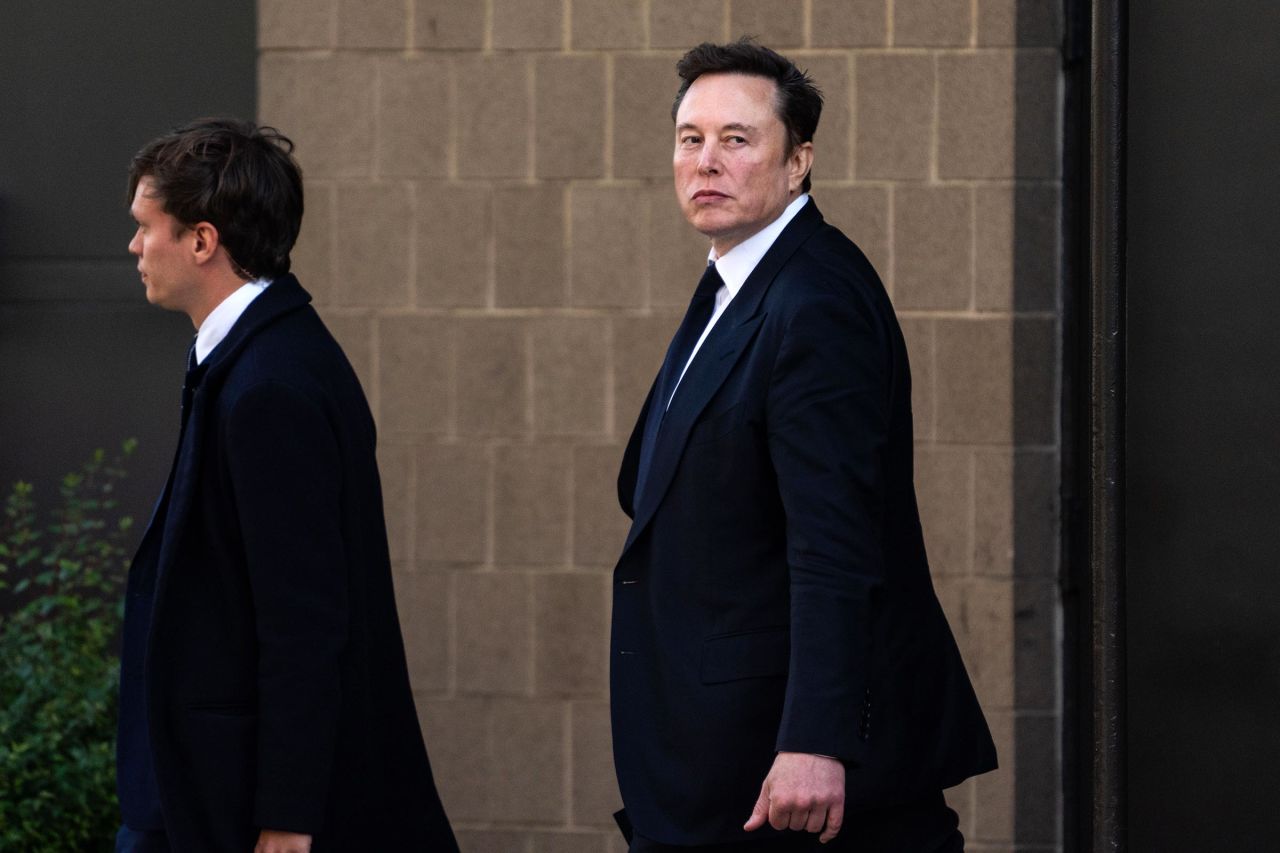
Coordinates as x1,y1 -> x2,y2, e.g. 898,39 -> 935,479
117,276 -> 457,852
610,200 -> 997,846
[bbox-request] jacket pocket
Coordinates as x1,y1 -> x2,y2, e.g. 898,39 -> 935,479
700,626 -> 790,684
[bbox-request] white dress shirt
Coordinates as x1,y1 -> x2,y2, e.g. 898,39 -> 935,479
667,193 -> 810,406
194,279 -> 270,365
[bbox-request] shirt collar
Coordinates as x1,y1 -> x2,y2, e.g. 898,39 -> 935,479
709,194 -> 810,296
195,279 -> 270,365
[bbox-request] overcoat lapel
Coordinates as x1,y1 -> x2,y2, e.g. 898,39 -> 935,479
619,200 -> 826,556
150,276 -> 313,594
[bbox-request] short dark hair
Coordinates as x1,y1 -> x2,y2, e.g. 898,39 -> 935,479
672,39 -> 824,193
128,117 -> 304,281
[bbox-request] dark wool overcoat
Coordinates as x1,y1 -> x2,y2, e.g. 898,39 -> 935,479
118,276 -> 457,852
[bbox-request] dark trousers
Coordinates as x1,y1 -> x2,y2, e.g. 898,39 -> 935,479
115,825 -> 170,853
629,791 -> 962,853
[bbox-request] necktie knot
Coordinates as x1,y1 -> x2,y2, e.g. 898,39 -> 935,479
694,261 -> 724,303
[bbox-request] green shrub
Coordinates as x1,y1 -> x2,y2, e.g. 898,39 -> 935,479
0,441 -> 136,852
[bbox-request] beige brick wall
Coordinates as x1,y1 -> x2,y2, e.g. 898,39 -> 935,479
260,2 -> 1062,850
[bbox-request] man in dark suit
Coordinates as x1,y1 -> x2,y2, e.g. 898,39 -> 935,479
116,118 -> 458,853
611,41 -> 997,851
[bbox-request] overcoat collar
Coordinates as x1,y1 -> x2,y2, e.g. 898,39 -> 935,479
619,199 -> 826,555
190,273 -> 312,388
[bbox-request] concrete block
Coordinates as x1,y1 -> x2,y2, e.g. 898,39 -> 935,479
650,0 -> 724,48
378,442 -> 414,564
495,185 -> 566,307
456,55 -> 530,178
491,699 -> 568,822
1014,579 -> 1057,711
915,446 -> 972,577
377,58 -> 450,178
333,183 -> 412,308
419,697 -> 492,821
415,0 -> 486,49
973,449 -> 1014,577
293,181 -> 334,306
573,444 -> 629,566
493,0 -> 563,49
494,444 -> 572,565
532,318 -> 609,435
318,312 -> 374,395
572,0 -> 645,49
898,316 -> 932,441
394,571 -> 450,692
854,53 -> 934,180
417,443 -> 489,565
457,572 -> 533,694
813,186 -> 890,288
977,0 -> 1060,47
456,318 -> 529,436
536,56 -> 606,179
534,574 -> 608,696
894,186 -> 973,310
457,830 -> 531,853
938,50 -> 1058,179
614,56 -> 682,179
570,187 -> 647,308
729,0 -> 804,47
532,832 -> 608,853
894,0 -> 971,46
336,0 -> 406,47
964,578 -> 1015,711
260,55 -> 376,178
416,183 -> 491,307
260,0 -> 333,48
378,315 -> 452,437
975,184 -> 1059,312
1013,315 -> 1056,446
935,318 -> 1012,445
571,701 -> 621,828
812,0 -> 887,47
799,54 -> 851,181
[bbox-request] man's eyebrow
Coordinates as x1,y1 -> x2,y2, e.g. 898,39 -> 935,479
675,122 -> 758,133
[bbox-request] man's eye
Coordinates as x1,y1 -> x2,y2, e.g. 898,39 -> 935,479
680,135 -> 701,146
726,135 -> 747,145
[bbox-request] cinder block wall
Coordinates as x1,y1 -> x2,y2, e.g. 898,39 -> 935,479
259,2 -> 1062,851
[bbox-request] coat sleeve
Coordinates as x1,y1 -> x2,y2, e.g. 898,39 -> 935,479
223,380 -> 347,833
765,287 -> 891,763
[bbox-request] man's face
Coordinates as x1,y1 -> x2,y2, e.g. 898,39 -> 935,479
128,177 -> 201,313
673,72 -> 811,255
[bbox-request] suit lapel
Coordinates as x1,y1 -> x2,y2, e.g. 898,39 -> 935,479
619,199 -> 827,556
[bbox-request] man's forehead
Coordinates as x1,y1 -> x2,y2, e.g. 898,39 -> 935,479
676,72 -> 780,121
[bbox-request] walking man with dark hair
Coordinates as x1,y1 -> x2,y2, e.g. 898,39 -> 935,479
116,118 -> 458,853
610,41 -> 997,852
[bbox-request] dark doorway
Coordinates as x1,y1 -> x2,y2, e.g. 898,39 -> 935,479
1125,1 -> 1280,849
0,1 -> 256,524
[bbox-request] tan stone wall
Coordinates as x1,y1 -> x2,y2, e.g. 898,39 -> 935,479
259,2 -> 1062,850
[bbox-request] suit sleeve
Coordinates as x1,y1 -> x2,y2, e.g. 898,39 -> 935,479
765,288 -> 890,763
224,381 -> 347,833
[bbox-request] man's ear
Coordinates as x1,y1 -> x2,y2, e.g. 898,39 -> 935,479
189,221 -> 220,266
788,142 -> 814,193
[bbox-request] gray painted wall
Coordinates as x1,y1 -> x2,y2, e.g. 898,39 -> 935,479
0,1 -> 255,522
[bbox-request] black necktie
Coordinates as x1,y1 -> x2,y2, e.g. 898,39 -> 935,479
180,337 -> 199,429
634,262 -> 724,506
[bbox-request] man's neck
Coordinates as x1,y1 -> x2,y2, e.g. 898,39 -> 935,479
188,276 -> 253,330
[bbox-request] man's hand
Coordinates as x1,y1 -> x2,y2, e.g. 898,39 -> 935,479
254,829 -> 312,853
743,751 -> 845,844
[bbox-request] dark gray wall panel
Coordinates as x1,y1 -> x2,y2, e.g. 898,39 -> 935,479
1127,1 -> 1280,850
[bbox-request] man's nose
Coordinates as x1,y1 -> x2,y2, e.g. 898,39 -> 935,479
697,143 -> 721,175
128,232 -> 141,256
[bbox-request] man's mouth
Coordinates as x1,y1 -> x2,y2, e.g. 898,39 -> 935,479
692,189 -> 730,202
